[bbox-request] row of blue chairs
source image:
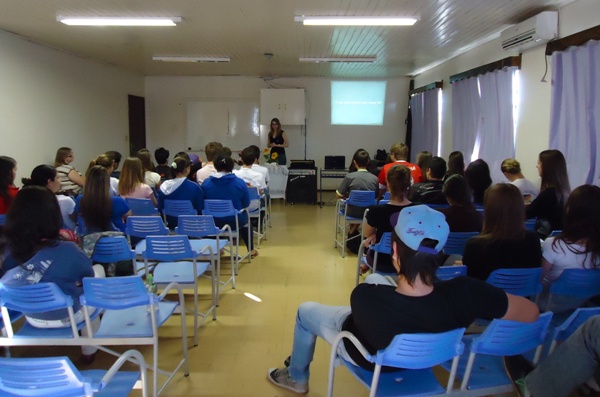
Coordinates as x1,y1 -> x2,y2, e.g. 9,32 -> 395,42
0,276 -> 189,397
329,306 -> 600,397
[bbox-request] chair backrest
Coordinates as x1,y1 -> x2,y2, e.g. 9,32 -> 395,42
548,230 -> 562,237
524,218 -> 537,231
203,199 -> 238,218
91,236 -> 136,263
346,190 -> 377,208
247,186 -> 262,201
0,356 -> 93,396
0,282 -> 73,314
548,269 -> 600,299
126,216 -> 169,238
0,214 -> 6,226
81,276 -> 150,310
436,265 -> 467,281
142,235 -> 196,261
427,203 -> 449,209
372,232 -> 392,255
175,215 -> 220,238
470,312 -> 552,357
382,191 -> 391,200
163,199 -> 196,217
443,231 -> 478,255
552,307 -> 600,346
377,199 -> 390,205
374,327 -> 466,369
126,198 -> 159,216
486,267 -> 543,298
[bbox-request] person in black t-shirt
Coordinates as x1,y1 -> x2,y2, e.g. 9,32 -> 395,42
267,205 -> 540,394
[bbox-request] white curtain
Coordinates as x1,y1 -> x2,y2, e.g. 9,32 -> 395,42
549,40 -> 600,188
478,67 -> 518,183
451,78 -> 480,162
410,88 -> 440,161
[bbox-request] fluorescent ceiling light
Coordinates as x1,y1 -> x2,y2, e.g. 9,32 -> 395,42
299,57 -> 376,63
153,56 -> 230,63
294,16 -> 417,26
57,16 -> 182,26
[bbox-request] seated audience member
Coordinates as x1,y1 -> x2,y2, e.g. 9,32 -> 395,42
54,147 -> 85,196
202,154 -> 257,258
501,158 -> 539,203
0,156 -> 18,214
438,174 -> 482,232
526,149 -> 571,237
248,145 -> 269,184
154,147 -> 171,180
137,148 -> 161,189
416,151 -> 432,178
22,165 -> 75,230
465,158 -> 492,205
76,166 -> 131,234
267,205 -> 539,394
118,157 -> 157,206
408,156 -> 447,205
234,147 -> 267,193
188,153 -> 203,180
336,149 -> 379,226
462,183 -> 542,280
88,153 -> 119,195
196,141 -> 223,183
348,148 -> 379,176
158,157 -> 204,228
444,151 -> 465,180
105,150 -> 122,179
0,186 -> 100,361
361,165 -> 413,274
378,142 -> 424,193
505,316 -> 600,397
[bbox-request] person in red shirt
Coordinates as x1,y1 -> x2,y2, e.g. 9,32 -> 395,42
378,143 -> 423,194
0,156 -> 19,214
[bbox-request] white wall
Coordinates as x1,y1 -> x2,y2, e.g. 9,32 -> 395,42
0,31 -> 144,186
145,76 -> 410,188
413,0 -> 600,183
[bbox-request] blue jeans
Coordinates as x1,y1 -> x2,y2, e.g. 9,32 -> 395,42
526,315 -> 600,396
287,275 -> 393,384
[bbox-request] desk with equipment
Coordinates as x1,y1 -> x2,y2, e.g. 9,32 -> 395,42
319,156 -> 348,207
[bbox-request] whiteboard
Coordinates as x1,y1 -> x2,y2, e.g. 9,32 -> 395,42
186,101 -> 260,151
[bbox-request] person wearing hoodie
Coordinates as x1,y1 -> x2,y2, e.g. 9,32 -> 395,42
202,154 -> 258,258
157,156 -> 204,228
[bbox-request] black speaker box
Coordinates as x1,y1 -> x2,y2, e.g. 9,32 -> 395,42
286,169 -> 317,204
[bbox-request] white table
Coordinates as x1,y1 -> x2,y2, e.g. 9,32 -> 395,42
267,165 -> 288,199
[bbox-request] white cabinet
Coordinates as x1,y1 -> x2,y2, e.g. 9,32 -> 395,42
260,89 -> 305,125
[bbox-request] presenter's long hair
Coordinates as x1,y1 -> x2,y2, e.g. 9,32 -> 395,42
268,118 -> 283,139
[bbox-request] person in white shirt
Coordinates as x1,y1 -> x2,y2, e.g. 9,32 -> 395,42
248,145 -> 270,185
234,148 -> 267,193
196,141 -> 223,184
501,158 -> 540,203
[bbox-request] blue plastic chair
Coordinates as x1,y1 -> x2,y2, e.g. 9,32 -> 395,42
486,267 -> 543,301
549,307 -> 600,355
91,235 -> 137,276
0,214 -> 6,226
426,203 -> 449,209
80,276 -> 189,397
382,191 -> 391,200
175,215 -> 235,294
248,187 -> 268,247
443,231 -> 478,256
126,198 -> 159,216
356,232 -> 393,285
327,328 -> 466,397
447,312 -> 552,395
162,199 -> 197,228
545,269 -> 600,312
524,218 -> 537,232
377,199 -> 390,205
335,190 -> 377,258
203,199 -> 252,269
0,349 -> 148,397
126,215 -> 169,252
142,235 -> 216,347
436,265 -> 467,281
548,229 -> 562,237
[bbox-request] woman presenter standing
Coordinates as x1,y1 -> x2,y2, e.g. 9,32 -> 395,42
268,118 -> 289,166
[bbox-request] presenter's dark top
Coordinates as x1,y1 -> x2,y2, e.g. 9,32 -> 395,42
269,132 -> 286,165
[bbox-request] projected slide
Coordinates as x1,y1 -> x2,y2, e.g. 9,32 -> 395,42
331,81 -> 386,125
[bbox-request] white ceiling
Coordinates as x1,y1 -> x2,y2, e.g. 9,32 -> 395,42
0,0 -> 574,78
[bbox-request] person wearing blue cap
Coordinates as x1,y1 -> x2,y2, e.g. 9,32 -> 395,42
267,205 -> 540,394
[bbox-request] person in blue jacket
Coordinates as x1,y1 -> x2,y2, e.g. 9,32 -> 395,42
158,156 -> 204,228
202,154 -> 257,258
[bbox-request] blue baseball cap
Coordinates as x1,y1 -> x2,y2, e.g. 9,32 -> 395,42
391,205 -> 449,254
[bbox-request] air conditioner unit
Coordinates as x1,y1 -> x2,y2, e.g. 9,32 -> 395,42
501,11 -> 558,51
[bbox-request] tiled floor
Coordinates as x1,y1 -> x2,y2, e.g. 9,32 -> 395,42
14,195 -> 521,396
